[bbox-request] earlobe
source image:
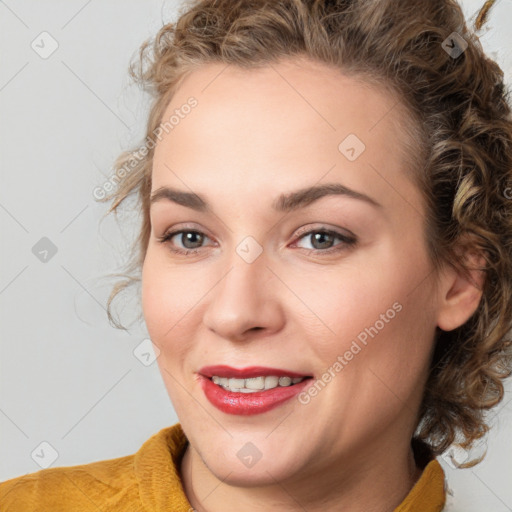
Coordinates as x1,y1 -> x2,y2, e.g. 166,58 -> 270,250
436,251 -> 486,332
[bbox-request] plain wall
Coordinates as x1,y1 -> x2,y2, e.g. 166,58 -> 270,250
1,1 -> 511,510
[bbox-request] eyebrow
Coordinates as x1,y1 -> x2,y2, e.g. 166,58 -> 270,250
149,183 -> 382,212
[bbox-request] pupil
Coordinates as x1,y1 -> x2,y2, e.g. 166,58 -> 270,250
312,232 -> 333,249
183,232 -> 203,249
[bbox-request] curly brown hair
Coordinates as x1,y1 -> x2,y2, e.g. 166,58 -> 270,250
97,0 -> 512,464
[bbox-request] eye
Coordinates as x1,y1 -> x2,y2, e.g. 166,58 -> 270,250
292,227 -> 357,254
157,229 -> 213,255
157,226 -> 357,256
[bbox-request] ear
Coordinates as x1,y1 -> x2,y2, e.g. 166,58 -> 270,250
436,249 -> 486,332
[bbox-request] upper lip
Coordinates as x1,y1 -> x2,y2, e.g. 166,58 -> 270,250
199,365 -> 312,379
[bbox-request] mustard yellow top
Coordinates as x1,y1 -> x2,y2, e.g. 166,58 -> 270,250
0,422 -> 446,511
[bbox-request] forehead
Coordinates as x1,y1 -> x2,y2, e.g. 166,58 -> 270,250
163,58 -> 402,144
151,58 -> 423,218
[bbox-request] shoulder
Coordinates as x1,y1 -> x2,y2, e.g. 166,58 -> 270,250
0,424 -> 187,512
0,453 -> 138,511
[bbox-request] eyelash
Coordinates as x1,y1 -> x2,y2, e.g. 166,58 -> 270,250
156,226 -> 357,256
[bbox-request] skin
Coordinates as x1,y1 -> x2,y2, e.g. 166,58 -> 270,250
141,57 -> 484,512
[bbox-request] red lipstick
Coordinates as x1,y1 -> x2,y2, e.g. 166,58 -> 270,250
198,365 -> 313,415
199,365 -> 310,379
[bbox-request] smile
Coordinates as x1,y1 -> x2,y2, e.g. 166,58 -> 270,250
212,375 -> 306,393
198,365 -> 313,415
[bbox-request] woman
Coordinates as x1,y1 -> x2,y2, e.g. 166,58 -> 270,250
2,0 -> 511,510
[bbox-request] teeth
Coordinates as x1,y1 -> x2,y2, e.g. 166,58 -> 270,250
279,376 -> 292,386
228,378 -> 245,389
211,375 -> 306,393
264,376 -> 279,389
246,377 -> 265,390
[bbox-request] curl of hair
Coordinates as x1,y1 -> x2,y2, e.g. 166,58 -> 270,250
97,0 -> 512,462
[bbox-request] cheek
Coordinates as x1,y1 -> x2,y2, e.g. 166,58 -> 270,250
300,235 -> 435,361
317,254 -> 436,411
141,249 -> 206,366
142,246 -> 208,332
283,251 -> 405,358
141,251 -> 205,411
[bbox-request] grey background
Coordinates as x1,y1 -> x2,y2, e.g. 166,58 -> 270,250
1,1 -> 511,510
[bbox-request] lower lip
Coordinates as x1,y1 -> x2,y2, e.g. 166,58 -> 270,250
199,375 -> 312,415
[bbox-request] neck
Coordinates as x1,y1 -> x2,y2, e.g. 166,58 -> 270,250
180,437 -> 424,512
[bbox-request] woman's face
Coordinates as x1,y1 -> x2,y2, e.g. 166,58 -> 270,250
142,57 -> 441,484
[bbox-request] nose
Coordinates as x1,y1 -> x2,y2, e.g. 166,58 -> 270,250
202,247 -> 285,342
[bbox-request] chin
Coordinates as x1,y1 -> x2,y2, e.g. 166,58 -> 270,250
203,455 -> 298,487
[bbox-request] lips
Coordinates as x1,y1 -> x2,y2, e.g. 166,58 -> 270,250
199,365 -> 311,379
198,365 -> 314,415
